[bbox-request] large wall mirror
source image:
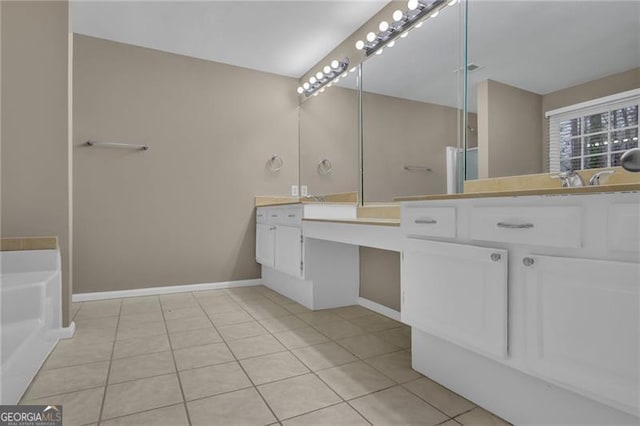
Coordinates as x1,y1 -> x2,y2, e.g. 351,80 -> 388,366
361,2 -> 465,202
466,1 -> 640,181
299,66 -> 359,197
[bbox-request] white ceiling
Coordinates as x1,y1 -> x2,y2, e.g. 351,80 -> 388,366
357,0 -> 640,110
72,0 -> 388,78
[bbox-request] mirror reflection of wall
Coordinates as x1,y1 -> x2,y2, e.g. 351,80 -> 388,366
361,2 -> 464,202
467,0 -> 640,181
299,68 -> 359,197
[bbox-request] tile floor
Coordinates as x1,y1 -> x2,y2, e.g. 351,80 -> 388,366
20,285 -> 511,426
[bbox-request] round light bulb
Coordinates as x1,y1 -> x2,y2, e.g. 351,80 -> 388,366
387,40 -> 396,48
366,32 -> 377,42
355,40 -> 365,50
401,31 -> 409,38
297,87 -> 303,94
303,82 -> 310,90
316,71 -> 324,80
408,0 -> 419,11
393,10 -> 404,21
331,60 -> 340,69
430,10 -> 439,18
310,76 -> 317,84
379,21 -> 389,32
323,65 -> 331,74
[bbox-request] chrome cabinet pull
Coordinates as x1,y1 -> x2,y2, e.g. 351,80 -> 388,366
271,214 -> 278,218
269,226 -> 276,231
490,253 -> 502,262
497,222 -> 534,229
288,214 -> 296,218
522,257 -> 535,266
415,218 -> 437,224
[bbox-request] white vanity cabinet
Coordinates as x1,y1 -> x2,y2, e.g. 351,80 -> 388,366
401,192 -> 640,424
256,203 -> 360,310
256,206 -> 303,278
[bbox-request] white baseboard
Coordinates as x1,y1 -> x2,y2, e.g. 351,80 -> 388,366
358,297 -> 401,321
72,279 -> 263,302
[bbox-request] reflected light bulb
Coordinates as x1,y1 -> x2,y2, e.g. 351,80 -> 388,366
342,72 -> 348,77
323,65 -> 331,74
303,82 -> 310,90
366,32 -> 377,42
379,21 -> 389,32
355,40 -> 365,50
313,92 -> 319,97
408,0 -> 419,11
376,48 -> 384,55
331,60 -> 340,69
349,67 -> 356,73
297,87 -> 303,94
387,40 -> 396,48
316,71 -> 324,80
401,31 -> 409,38
393,10 -> 404,21
310,76 -> 317,84
448,0 -> 458,5
334,78 -> 340,84
430,10 -> 439,18
320,87 -> 325,93
415,20 -> 423,28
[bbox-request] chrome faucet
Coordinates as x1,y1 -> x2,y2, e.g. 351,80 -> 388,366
305,195 -> 325,202
588,170 -> 615,186
558,171 -> 585,188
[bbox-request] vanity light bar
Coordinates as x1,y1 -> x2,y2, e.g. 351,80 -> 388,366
297,58 -> 350,98
356,0 -> 453,57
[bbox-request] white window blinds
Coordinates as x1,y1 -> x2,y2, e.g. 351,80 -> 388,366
546,89 -> 640,173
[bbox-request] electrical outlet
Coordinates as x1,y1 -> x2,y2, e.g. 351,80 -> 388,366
291,185 -> 299,197
301,185 -> 308,197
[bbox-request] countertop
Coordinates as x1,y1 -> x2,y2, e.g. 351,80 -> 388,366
394,183 -> 640,202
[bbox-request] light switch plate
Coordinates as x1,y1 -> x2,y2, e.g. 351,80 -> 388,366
301,185 -> 308,197
291,185 -> 299,197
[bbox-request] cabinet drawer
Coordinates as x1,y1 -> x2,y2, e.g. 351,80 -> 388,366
608,203 -> 640,252
266,209 -> 282,225
402,206 -> 456,238
470,206 -> 582,248
256,208 -> 268,224
279,207 -> 303,227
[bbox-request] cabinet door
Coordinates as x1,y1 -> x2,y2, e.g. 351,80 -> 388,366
256,223 -> 275,267
524,255 -> 639,415
402,239 -> 508,359
275,225 -> 303,278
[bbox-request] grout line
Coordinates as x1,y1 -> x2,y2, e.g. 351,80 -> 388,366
159,294 -> 194,426
95,402 -> 185,425
192,290 -> 282,424
96,298 -> 123,424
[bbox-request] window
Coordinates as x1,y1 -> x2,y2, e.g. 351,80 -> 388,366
547,89 -> 639,173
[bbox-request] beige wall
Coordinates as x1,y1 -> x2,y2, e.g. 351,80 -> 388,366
541,68 -> 640,172
299,86 -> 359,196
1,1 -> 72,326
477,80 -> 543,179
73,35 -> 298,293
359,247 -> 400,311
363,92 -> 460,202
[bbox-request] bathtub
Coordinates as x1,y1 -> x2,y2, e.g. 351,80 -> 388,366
0,249 -> 72,404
